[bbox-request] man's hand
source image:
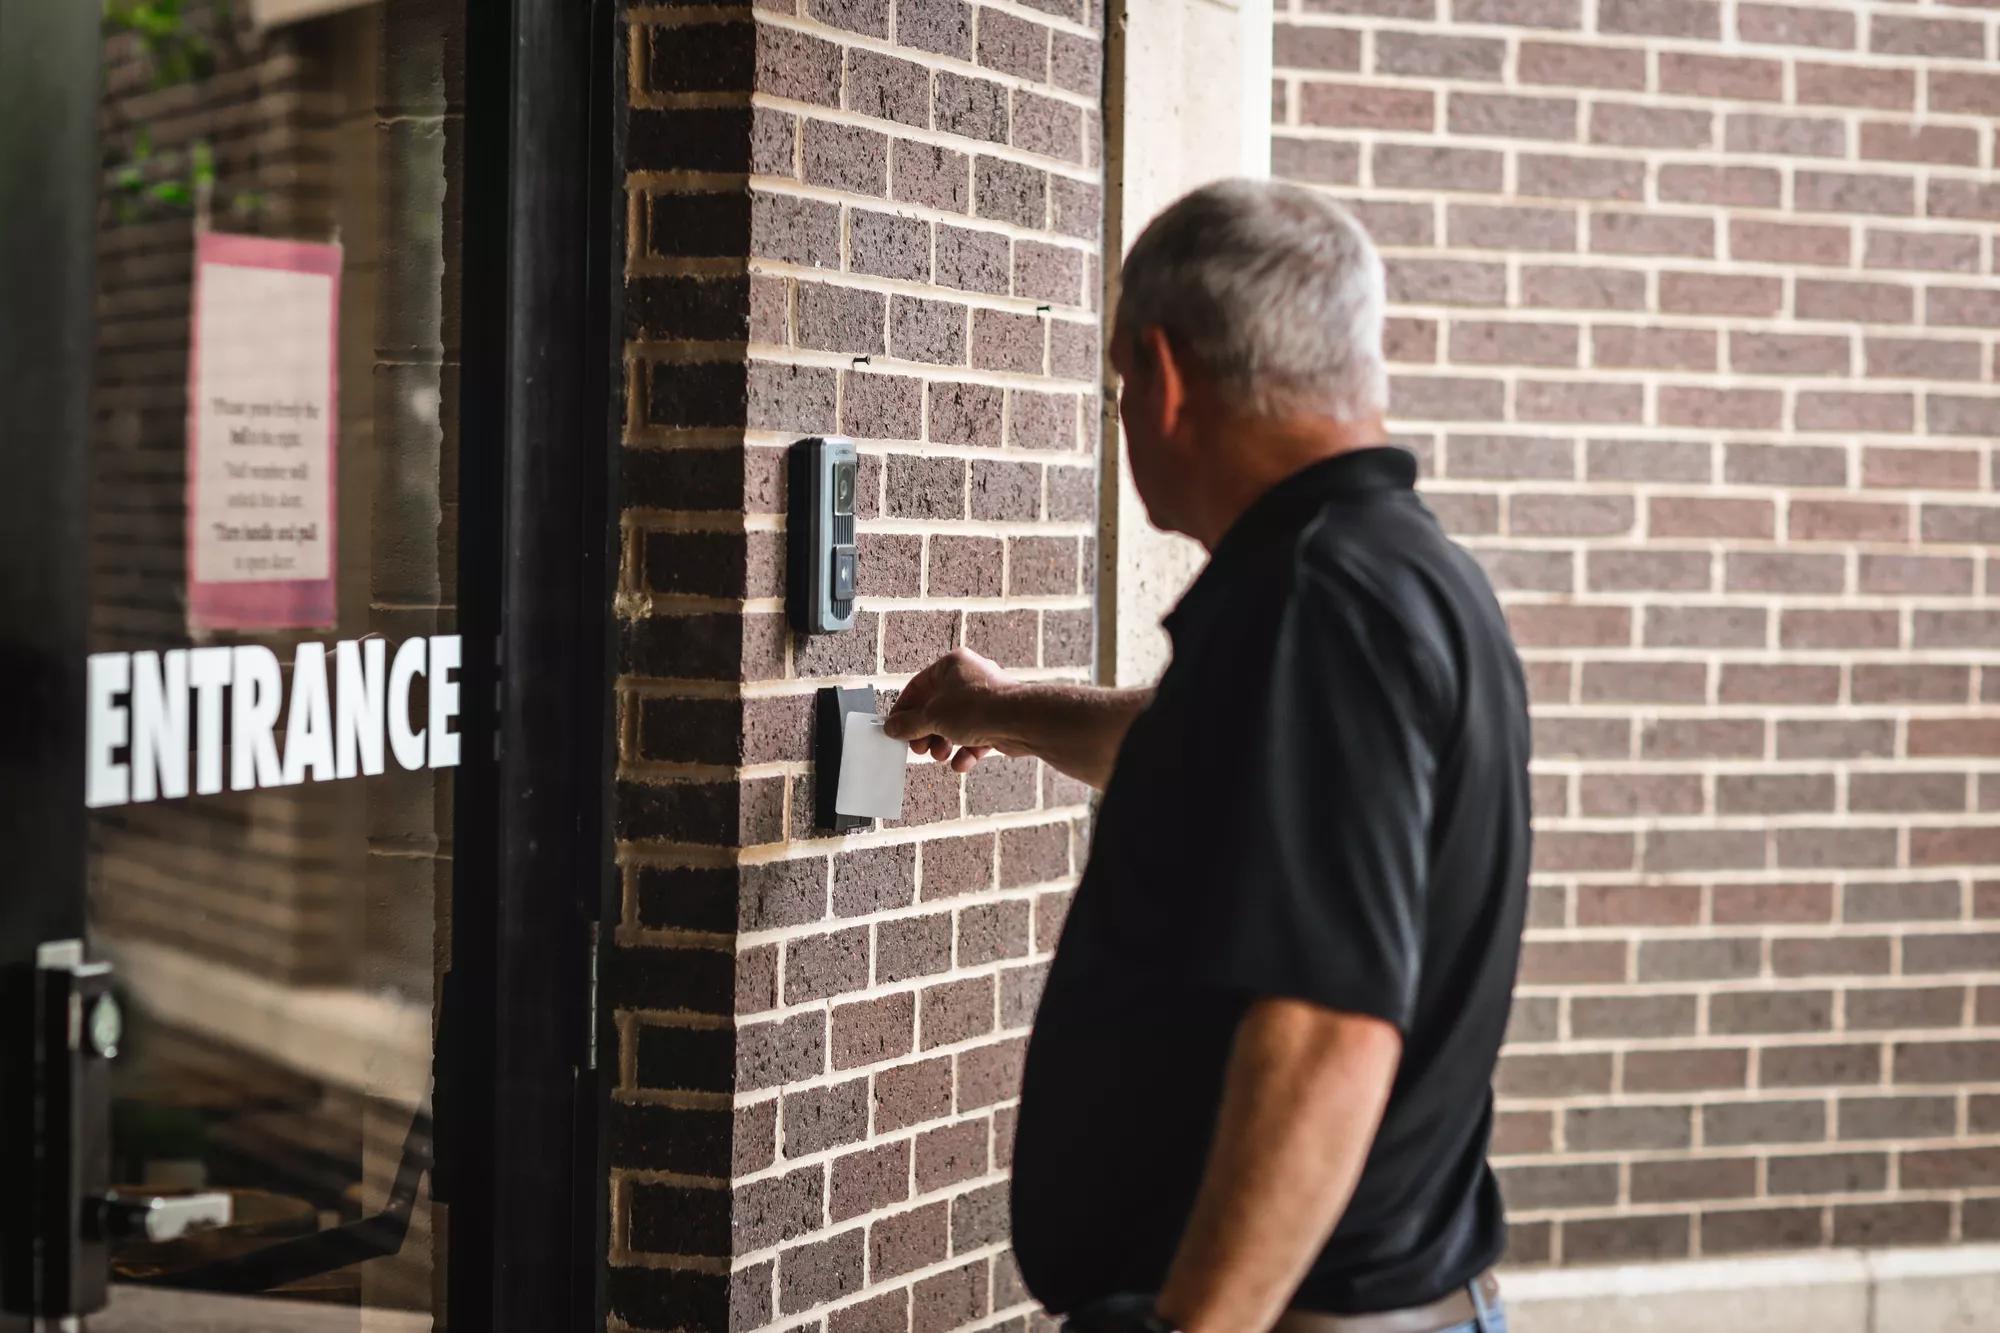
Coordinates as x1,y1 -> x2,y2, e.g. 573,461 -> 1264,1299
884,647 -> 1020,773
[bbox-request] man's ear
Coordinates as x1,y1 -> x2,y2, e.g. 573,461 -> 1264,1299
1139,325 -> 1186,441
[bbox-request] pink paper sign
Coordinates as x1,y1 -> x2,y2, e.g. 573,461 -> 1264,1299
186,232 -> 341,631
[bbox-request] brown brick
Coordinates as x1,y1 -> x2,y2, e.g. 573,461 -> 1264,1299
1633,1158 -> 1758,1205
1839,1094 -> 1958,1141
1587,437 -> 1711,483
1644,828 -> 1767,873
1562,1215 -> 1690,1264
1798,277 -> 1913,323
1893,1039 -> 2000,1084
1637,937 -> 1761,982
1372,144 -> 1504,192
1866,335 -> 1984,381
1519,939 -> 1628,984
1581,659 -> 1707,703
1640,716 -> 1768,756
1847,986 -> 1965,1032
1776,719 -> 1894,761
1727,111 -> 1845,156
1518,40 -> 1645,89
832,992 -> 915,1070
1835,1202 -> 1952,1249
1703,1099 -> 1827,1147
1717,772 -> 1834,816
1584,102 -> 1712,148
1713,882 -> 1832,926
1645,605 -> 1767,649
1626,1047 -> 1749,1093
1703,1205 -> 1826,1254
1452,0 -> 1580,28
1449,91 -> 1577,141
1495,1051 -> 1613,1097
872,1057 -> 954,1133
1722,553 -> 1844,596
1300,81 -> 1433,130
1662,270 -> 1782,317
1780,609 -> 1899,651
1376,31 -> 1503,79
1498,1162 -> 1619,1210
1796,61 -> 1914,110
1492,1109 -> 1554,1156
1657,385 -> 1781,430
1516,379 -> 1643,423
1662,51 -> 1781,100
1873,13 -> 1986,58
1524,265 -> 1645,311
1930,70 -> 2000,116
1447,205 -> 1577,253
1732,330 -> 1850,376
1586,549 -> 1711,593
1592,325 -> 1716,371
1650,495 -> 1775,540
1518,152 -> 1646,200
1795,169 -> 1917,219
921,975 -> 995,1049
1738,3 -> 1854,49
1571,994 -> 1698,1039
1576,882 -> 1702,925
1506,603 -> 1631,647
1861,122 -> 1980,168
1533,831 -> 1636,874
1590,211 -> 1713,258
1448,320 -> 1579,367
1720,660 -> 1840,700
1659,163 -> 1781,208
1600,0 -> 1716,37
1927,181 -> 2000,224
1272,22 -> 1362,70
1852,664 -> 1969,704
1569,1105 -> 1694,1152
1798,391 -> 1915,433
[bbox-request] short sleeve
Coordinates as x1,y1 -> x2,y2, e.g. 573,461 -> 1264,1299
1147,567 -> 1440,1033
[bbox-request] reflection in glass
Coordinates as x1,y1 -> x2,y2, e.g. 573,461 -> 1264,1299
86,1 -> 461,1325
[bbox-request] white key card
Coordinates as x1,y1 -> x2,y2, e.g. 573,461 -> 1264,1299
835,712 -> 908,821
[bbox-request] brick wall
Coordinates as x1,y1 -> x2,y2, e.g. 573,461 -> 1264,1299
608,0 -> 1102,1325
1274,0 -> 2000,1270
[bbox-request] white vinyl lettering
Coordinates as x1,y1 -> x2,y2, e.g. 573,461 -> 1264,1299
281,642 -> 336,785
427,634 -> 461,770
387,636 -> 428,771
188,646 -> 233,795
229,646 -> 285,791
131,650 -> 190,803
83,634 -> 462,807
335,638 -> 386,779
85,654 -> 132,809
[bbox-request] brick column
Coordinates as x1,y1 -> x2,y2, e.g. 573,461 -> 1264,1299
608,0 -> 1105,1325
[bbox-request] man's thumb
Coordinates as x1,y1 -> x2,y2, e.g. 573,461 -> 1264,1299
882,705 -> 928,741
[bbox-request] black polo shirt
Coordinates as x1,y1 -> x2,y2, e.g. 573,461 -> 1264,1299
1010,446 -> 1532,1316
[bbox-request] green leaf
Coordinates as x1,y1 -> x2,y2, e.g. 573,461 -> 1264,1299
190,139 -> 216,187
147,180 -> 191,207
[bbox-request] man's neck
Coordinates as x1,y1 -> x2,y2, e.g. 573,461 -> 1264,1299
1184,413 -> 1390,551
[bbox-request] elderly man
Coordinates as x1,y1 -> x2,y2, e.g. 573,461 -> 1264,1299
885,180 -> 1531,1333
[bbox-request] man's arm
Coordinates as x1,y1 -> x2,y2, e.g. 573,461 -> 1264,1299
883,647 -> 1151,790
1154,998 -> 1403,1333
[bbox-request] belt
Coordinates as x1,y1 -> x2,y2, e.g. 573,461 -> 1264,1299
1271,1271 -> 1501,1333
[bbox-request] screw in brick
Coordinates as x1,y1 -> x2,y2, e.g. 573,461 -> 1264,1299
1036,304 -> 1052,314
852,355 -> 871,367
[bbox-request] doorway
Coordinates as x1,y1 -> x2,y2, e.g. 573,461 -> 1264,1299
0,0 -> 613,1328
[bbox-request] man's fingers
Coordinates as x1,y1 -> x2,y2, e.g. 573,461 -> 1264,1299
927,736 -> 953,763
948,745 -> 993,773
882,708 -> 926,742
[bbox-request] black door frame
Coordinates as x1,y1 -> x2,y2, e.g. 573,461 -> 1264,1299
0,0 -> 616,1326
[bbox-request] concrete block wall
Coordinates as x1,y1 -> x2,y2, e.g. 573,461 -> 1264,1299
1272,0 -> 2000,1272
608,0 -> 1104,1326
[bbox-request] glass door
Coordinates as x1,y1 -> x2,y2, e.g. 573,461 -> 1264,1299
81,1 -> 461,1326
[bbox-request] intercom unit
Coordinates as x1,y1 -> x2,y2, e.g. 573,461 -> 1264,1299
814,686 -> 875,834
788,436 -> 859,634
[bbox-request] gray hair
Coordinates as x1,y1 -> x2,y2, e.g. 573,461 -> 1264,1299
1114,179 -> 1388,422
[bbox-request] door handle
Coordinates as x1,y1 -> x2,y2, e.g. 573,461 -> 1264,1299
90,1191 -> 234,1246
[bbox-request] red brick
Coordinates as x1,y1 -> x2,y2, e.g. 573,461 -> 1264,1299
1928,286 -> 2000,328
1447,320 -> 1579,367
1788,500 -> 1909,543
1779,609 -> 1899,650
1725,111 -> 1846,156
1591,211 -> 1714,257
1568,998 -> 1696,1043
1600,0 -> 1717,38
1712,882 -> 1832,926
1447,205 -> 1577,252
1859,554 -> 1973,595
1865,335 -> 1984,379
1586,549 -> 1711,592
1798,278 -> 1914,323
1625,1047 -> 1749,1093
1452,0 -> 1580,28
1717,772 -> 1834,815
1575,771 -> 1706,816
1591,325 -> 1717,371
1632,1158 -> 1758,1205
1645,605 -> 1767,649
1718,663 -> 1840,704
1727,443 -> 1847,487
1872,13 -> 1986,59
1449,91 -> 1577,141
1864,447 -> 1980,490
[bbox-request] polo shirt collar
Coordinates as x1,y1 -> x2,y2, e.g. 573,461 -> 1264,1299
1163,445 -> 1417,642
